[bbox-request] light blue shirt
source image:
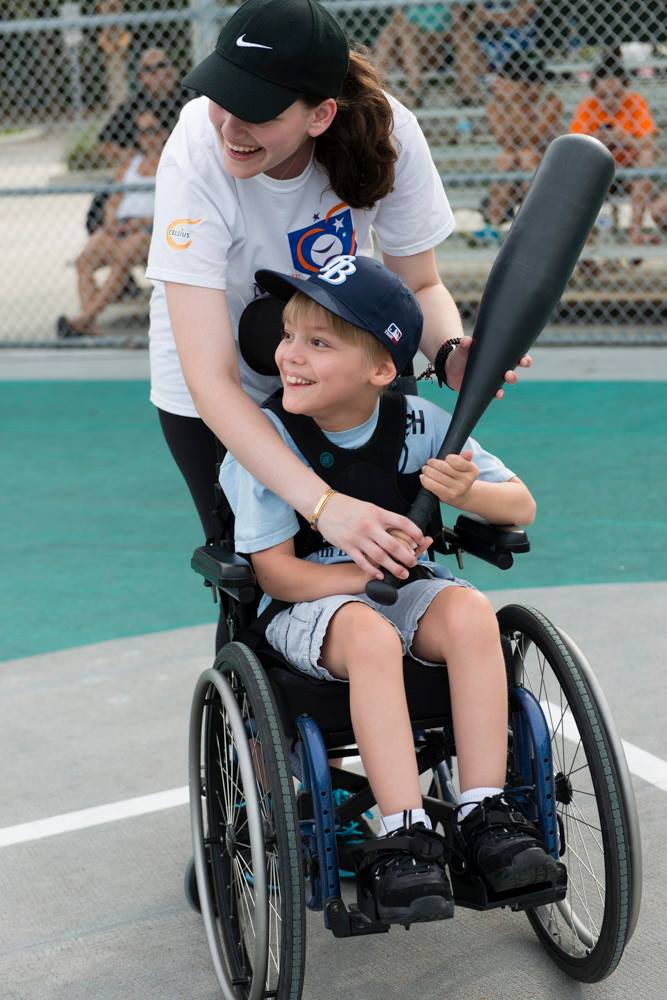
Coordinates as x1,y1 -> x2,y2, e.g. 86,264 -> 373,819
220,395 -> 515,610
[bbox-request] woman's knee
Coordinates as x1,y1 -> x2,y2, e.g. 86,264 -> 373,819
518,147 -> 539,170
75,246 -> 94,270
494,149 -> 516,172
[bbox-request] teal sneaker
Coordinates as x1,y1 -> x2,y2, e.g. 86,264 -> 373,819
331,788 -> 376,879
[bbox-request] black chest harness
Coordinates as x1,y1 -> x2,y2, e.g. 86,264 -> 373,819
247,390 -> 443,639
262,390 -> 442,558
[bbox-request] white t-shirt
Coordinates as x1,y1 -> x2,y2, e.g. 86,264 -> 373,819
115,154 -> 156,220
146,94 -> 455,417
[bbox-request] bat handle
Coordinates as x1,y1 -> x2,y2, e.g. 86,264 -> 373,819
364,490 -> 438,606
365,571 -> 402,606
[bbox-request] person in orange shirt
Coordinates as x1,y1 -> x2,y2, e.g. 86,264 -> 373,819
570,55 -> 664,245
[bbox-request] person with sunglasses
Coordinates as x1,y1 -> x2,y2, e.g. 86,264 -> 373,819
97,48 -> 187,168
145,0 -> 531,649
58,111 -> 169,338
85,49 -> 190,242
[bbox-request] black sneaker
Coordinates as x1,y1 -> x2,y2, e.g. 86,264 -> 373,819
453,793 -> 564,894
355,824 -> 454,925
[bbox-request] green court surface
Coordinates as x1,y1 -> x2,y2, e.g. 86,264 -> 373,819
1,380 -> 666,662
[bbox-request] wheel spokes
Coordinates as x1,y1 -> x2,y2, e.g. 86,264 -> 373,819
511,632 -> 608,956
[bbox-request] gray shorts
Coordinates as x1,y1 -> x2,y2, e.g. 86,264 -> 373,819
265,575 -> 474,683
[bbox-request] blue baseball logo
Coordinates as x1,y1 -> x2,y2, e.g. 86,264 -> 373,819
287,202 -> 357,275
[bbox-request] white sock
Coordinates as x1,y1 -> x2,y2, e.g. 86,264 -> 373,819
458,787 -> 503,822
381,808 -> 432,834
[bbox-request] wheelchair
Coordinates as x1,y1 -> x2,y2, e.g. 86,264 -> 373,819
184,305 -> 641,999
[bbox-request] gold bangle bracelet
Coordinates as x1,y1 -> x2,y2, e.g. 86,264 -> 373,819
308,488 -> 336,531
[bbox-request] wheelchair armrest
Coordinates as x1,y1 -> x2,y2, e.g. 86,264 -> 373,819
441,514 -> 530,570
191,544 -> 256,604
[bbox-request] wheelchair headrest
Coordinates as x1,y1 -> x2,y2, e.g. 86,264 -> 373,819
238,295 -> 284,377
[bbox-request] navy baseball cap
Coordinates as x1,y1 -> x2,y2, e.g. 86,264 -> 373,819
183,0 -> 349,124
255,255 -> 423,374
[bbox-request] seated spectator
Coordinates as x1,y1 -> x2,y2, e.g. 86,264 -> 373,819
374,4 -> 453,108
480,52 -> 562,240
570,53 -> 663,245
451,1 -> 537,106
86,48 -> 189,237
98,47 -> 187,165
57,111 -> 167,339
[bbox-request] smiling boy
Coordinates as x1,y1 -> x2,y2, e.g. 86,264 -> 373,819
219,254 -> 562,926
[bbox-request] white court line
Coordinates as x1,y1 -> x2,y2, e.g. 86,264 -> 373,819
1,722 -> 666,849
0,787 -> 188,848
545,700 -> 667,792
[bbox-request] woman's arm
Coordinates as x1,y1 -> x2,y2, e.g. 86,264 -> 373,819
165,281 -> 425,576
252,539 -> 369,603
420,452 -> 536,525
383,249 -> 532,395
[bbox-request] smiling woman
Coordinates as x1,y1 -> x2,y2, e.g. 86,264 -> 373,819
144,0 -> 530,652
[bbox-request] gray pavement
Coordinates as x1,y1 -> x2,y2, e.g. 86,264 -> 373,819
1,583 -> 666,1000
1,345 -> 667,382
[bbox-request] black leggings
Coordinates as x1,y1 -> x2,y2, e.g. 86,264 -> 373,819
157,408 -> 229,650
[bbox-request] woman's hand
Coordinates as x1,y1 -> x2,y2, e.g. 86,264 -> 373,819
316,493 -> 428,580
445,335 -> 533,398
420,450 -> 479,508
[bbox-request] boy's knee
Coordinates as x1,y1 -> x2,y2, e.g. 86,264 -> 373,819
329,601 -> 402,660
440,587 -> 498,638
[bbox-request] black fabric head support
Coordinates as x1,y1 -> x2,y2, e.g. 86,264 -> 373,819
238,295 -> 284,376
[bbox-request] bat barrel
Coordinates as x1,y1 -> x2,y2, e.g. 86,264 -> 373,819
367,134 -> 615,606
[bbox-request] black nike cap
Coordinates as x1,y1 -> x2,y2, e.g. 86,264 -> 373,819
183,0 -> 350,124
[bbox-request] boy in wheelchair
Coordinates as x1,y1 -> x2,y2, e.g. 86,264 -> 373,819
219,254 -> 563,926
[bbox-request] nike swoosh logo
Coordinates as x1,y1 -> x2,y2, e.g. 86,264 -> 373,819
236,34 -> 273,50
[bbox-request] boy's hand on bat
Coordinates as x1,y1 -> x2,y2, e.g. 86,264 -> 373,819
420,450 -> 479,508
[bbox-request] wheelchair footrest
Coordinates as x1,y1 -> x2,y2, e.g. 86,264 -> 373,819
451,864 -> 567,912
326,899 -> 390,938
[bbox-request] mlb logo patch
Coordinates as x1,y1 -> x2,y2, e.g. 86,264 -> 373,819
385,323 -> 403,344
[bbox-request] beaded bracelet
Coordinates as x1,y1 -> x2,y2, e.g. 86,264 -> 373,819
416,338 -> 462,388
433,337 -> 462,388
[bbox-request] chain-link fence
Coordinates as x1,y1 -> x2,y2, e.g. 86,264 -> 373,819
2,0 -> 666,345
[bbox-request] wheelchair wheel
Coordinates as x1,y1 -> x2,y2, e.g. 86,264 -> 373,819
189,641 -> 306,1000
498,604 -> 641,982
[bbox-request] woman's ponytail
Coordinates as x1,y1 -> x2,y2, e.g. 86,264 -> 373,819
311,50 -> 397,210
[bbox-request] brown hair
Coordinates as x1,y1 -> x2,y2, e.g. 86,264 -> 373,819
306,50 -> 398,210
282,292 -> 391,367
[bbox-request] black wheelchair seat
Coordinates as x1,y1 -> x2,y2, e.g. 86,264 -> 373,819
244,640 -> 453,746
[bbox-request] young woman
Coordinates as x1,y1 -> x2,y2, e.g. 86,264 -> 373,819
145,0 -> 529,641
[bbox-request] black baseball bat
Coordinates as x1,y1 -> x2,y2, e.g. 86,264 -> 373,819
367,133 -> 615,605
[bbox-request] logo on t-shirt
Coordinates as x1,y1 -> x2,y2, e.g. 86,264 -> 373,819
287,202 -> 357,275
166,218 -> 203,250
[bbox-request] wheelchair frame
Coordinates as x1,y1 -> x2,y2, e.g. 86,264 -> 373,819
187,510 -> 642,999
